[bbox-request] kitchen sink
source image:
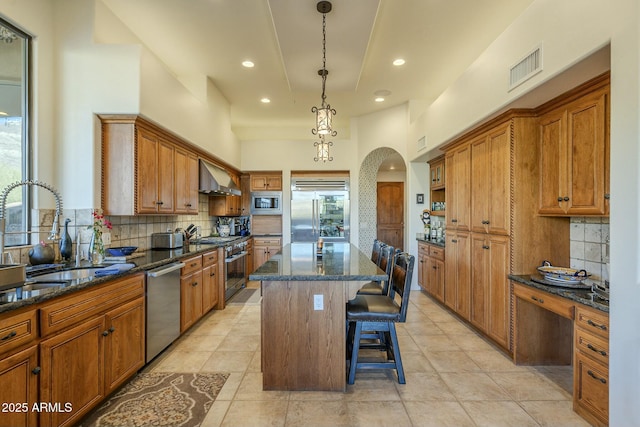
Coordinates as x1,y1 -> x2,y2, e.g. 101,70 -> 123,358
30,267 -> 104,282
21,281 -> 70,291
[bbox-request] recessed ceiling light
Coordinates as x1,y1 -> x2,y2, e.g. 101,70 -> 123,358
260,98 -> 271,104
242,60 -> 255,68
374,97 -> 385,103
392,58 -> 405,66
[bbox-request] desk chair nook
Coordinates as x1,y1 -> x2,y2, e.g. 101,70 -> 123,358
346,252 -> 415,384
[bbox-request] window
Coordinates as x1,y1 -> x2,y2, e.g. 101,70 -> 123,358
0,18 -> 30,246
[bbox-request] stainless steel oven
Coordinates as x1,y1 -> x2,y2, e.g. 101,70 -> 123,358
224,240 -> 247,300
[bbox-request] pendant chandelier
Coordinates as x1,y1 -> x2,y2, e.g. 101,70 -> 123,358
312,1 -> 336,162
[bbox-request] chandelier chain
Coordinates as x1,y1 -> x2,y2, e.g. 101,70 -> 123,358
320,13 -> 327,107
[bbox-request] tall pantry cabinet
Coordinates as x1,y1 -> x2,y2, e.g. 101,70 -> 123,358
442,110 -> 569,352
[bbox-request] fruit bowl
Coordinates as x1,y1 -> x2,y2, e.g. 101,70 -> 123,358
106,246 -> 138,257
537,261 -> 590,284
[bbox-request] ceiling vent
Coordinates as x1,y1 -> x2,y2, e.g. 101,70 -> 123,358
509,44 -> 543,91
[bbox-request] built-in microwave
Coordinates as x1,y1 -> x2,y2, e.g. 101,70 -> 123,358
250,191 -> 283,215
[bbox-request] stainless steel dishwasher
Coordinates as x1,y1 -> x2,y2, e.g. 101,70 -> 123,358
146,262 -> 185,363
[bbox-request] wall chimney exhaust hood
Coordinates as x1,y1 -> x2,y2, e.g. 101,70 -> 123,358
198,160 -> 241,196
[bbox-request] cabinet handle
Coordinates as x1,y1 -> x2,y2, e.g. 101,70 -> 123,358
108,326 -> 115,333
557,197 -> 563,202
481,220 -> 490,225
604,193 -> 610,200
482,245 -> 490,250
32,366 -> 41,375
432,265 -> 437,270
192,281 -> 199,287
1,330 -> 17,341
156,201 -> 164,205
563,196 -> 570,201
210,272 -> 216,277
452,239 -> 458,243
186,203 -> 192,207
102,330 -> 109,336
451,219 -> 458,223
587,343 -> 607,357
531,295 -> 544,304
587,370 -> 607,384
191,262 -> 198,267
587,319 -> 608,331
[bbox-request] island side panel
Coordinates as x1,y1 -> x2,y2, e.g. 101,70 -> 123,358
261,280 -> 346,391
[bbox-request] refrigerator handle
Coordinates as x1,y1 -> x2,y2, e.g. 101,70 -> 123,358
312,198 -> 316,238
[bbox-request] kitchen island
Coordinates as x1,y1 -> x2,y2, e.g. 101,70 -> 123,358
249,242 -> 386,391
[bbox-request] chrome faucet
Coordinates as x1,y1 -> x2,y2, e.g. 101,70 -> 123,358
0,180 -> 63,262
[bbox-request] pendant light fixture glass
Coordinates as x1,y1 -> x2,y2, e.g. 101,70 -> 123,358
312,1 -> 336,161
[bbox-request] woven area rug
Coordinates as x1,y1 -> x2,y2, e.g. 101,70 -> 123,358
82,372 -> 229,427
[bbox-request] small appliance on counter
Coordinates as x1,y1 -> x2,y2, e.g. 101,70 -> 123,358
151,232 -> 184,249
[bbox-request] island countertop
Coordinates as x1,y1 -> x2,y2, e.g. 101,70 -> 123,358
249,242 -> 387,282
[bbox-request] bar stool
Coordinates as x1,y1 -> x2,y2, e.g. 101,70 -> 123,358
357,244 -> 395,295
346,252 -> 415,384
370,239 -> 383,266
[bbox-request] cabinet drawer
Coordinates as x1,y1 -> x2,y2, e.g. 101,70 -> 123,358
181,255 -> 203,275
40,273 -> 145,337
513,283 -> 574,319
429,246 -> 445,261
202,250 -> 219,267
0,309 -> 38,356
576,328 -> 609,366
254,238 -> 282,246
575,352 -> 608,424
575,306 -> 609,339
418,243 -> 429,257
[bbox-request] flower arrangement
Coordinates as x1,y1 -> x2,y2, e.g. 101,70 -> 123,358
88,211 -> 112,263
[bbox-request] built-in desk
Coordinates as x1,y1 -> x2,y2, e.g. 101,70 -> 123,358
249,243 -> 386,391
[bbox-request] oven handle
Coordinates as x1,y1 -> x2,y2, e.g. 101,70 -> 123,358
147,262 -> 185,277
225,251 -> 247,263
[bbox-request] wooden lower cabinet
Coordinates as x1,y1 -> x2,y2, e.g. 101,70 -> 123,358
38,273 -> 146,427
253,237 -> 282,269
40,316 -> 106,427
181,269 -> 204,332
417,241 -> 444,303
444,231 -> 471,320
0,344 -> 39,427
574,306 -> 609,426
202,249 -> 221,313
470,233 -> 510,349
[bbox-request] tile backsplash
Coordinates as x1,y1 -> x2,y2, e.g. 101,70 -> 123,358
6,194 -> 221,264
569,217 -> 609,282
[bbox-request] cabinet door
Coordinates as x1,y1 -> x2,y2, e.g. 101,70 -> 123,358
104,297 -> 145,394
471,124 -> 511,235
266,175 -> 283,190
0,345 -> 38,427
174,149 -> 198,214
486,234 -> 510,349
417,253 -> 427,291
250,175 -> 268,191
40,316 -> 105,427
181,270 -> 204,332
202,263 -> 219,313
137,128 -> 160,214
538,108 -> 567,214
445,145 -> 471,231
432,257 -> 445,303
470,234 -> 488,331
444,231 -> 471,319
245,239 -> 254,277
157,139 -> 175,213
566,92 -> 607,215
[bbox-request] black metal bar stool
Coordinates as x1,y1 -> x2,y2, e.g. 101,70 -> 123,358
346,252 -> 415,384
357,244 -> 395,295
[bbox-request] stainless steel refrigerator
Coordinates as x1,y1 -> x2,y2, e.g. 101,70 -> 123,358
291,178 -> 350,243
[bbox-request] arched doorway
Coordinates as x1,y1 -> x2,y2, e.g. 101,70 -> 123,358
358,148 -> 406,254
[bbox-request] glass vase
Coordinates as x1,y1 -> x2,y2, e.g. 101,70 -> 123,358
89,232 -> 105,265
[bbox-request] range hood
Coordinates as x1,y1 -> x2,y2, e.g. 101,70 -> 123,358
198,160 -> 241,196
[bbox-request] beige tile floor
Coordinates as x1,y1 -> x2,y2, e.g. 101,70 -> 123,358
147,288 -> 593,427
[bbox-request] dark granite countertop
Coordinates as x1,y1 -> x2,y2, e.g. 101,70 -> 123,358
249,242 -> 387,282
416,237 -> 445,248
509,274 -> 609,313
0,236 -> 250,314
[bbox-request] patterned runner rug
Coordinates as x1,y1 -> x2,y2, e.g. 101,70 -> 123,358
81,372 -> 229,427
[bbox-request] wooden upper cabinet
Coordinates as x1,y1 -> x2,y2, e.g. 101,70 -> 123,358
445,145 -> 471,231
429,156 -> 445,190
470,122 -> 511,235
101,115 -> 237,216
250,174 -> 282,191
538,86 -> 609,216
174,148 -> 199,214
